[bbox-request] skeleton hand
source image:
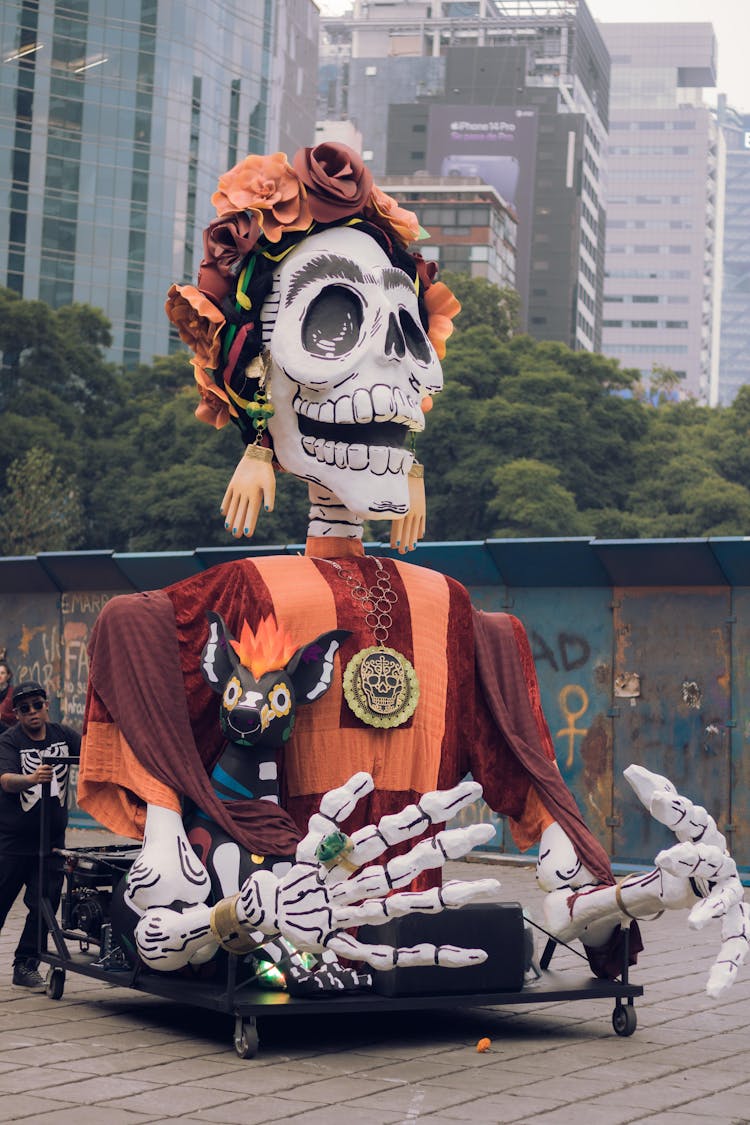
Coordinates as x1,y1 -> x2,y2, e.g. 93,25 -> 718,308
389,469 -> 426,555
541,766 -> 749,997
126,805 -> 211,914
235,772 -> 500,969
221,449 -> 276,539
134,903 -> 218,970
627,765 -> 749,998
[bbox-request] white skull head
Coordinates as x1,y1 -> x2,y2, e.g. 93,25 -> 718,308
263,226 -> 443,519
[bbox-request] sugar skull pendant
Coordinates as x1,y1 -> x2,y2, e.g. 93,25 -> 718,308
342,645 -> 419,728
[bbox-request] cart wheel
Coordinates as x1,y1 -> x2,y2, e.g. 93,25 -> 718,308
46,967 -> 65,1001
612,1002 -> 637,1037
233,1015 -> 258,1059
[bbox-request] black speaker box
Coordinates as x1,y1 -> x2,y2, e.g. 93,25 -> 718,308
358,901 -> 527,997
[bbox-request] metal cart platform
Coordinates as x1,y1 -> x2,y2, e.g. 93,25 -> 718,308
36,764 -> 643,1058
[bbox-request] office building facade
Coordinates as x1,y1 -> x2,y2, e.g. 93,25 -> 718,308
319,0 -> 610,352
378,174 -> 517,289
599,23 -> 722,404
716,99 -> 750,406
0,0 -> 319,367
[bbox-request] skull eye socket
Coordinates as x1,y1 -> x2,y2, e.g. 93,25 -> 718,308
302,285 -> 363,358
399,309 -> 432,365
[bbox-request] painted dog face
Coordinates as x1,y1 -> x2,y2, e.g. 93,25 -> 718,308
201,611 -> 349,749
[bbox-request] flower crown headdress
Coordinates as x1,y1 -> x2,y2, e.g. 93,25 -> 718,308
165,142 -> 460,436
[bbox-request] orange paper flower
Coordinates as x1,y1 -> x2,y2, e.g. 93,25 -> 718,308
423,281 -> 461,360
211,152 -> 312,243
364,185 -> 421,247
192,359 -> 234,430
165,284 -> 225,369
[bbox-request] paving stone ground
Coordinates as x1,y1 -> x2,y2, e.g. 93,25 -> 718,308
0,830 -> 747,1124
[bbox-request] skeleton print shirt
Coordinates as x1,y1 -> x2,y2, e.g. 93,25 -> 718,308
0,722 -> 79,854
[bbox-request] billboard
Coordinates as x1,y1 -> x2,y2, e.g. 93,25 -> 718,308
426,105 -> 538,324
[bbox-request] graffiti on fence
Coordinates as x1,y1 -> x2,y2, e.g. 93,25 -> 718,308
555,683 -> 590,770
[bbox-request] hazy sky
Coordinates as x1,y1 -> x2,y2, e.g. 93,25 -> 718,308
317,0 -> 750,114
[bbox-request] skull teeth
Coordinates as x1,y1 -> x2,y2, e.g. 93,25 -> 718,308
301,437 -> 409,475
297,385 -> 422,428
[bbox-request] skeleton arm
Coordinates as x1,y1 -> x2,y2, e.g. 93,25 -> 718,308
134,773 -> 501,973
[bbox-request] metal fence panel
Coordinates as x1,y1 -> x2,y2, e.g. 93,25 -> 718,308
611,586 -> 731,865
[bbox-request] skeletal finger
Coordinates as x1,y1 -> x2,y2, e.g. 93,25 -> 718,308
624,764 -> 676,808
342,781 -> 485,870
706,902 -> 750,998
333,877 -> 500,927
330,824 -> 496,905
650,793 -> 725,850
328,932 -> 489,970
295,773 -> 375,862
656,841 -> 737,884
688,877 -> 745,928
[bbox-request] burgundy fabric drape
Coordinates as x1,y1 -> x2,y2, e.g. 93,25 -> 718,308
85,590 -> 302,855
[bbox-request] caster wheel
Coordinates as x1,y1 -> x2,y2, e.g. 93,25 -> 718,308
46,967 -> 65,1000
612,1002 -> 637,1037
233,1016 -> 258,1058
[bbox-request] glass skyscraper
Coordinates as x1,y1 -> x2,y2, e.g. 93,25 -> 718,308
0,0 -> 319,367
717,99 -> 750,406
599,23 -> 722,404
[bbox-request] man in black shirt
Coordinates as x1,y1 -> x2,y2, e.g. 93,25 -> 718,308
0,681 -> 80,988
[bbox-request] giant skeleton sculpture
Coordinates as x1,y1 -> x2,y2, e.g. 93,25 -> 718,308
79,143 -> 748,998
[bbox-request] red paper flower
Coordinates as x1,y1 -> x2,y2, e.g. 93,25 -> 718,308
165,284 -> 225,369
423,281 -> 461,360
211,152 -> 311,243
293,142 -> 373,223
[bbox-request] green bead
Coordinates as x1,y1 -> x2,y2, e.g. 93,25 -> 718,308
315,830 -> 350,864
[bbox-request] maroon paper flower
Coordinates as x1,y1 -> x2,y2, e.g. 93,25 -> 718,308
197,212 -> 262,305
412,250 -> 439,294
293,142 -> 373,223
204,212 -> 261,278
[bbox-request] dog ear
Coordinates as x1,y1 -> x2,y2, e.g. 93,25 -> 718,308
200,611 -> 240,694
286,630 -> 351,704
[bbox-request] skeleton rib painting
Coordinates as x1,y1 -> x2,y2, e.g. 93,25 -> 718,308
78,142 -> 748,999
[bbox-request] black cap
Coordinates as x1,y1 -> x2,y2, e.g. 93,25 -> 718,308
12,681 -> 47,706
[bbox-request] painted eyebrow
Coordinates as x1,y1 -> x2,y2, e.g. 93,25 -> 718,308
382,267 -> 417,294
285,254 -> 369,306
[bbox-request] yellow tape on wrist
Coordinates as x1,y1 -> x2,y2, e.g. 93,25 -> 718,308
209,894 -> 262,954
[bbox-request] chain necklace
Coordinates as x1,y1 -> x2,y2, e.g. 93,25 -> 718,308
324,557 -> 419,729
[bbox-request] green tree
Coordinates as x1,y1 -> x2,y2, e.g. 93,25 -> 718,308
0,447 -> 84,554
488,458 -> 585,537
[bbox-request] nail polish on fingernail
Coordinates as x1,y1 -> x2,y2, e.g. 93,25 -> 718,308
224,521 -> 229,529
244,528 -> 249,535
264,505 -> 270,511
232,528 -> 237,535
396,540 -> 400,547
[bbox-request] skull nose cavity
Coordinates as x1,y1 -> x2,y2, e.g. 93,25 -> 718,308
384,312 -> 406,360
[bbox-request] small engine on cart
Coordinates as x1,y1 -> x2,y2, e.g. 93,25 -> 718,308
56,845 -> 141,968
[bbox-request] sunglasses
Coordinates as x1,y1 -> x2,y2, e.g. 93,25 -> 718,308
16,699 -> 46,714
